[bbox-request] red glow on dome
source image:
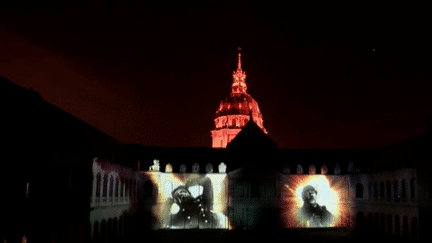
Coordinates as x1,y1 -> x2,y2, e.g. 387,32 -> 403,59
211,49 -> 268,148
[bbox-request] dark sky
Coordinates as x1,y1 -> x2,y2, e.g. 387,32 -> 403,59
1,0 -> 431,149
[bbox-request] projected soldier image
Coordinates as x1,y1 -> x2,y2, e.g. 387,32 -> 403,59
296,185 -> 334,227
164,176 -> 225,229
279,175 -> 353,228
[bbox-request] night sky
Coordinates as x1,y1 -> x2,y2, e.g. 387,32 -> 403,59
1,0 -> 431,149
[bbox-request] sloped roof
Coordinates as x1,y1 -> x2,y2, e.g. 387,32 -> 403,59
226,117 -> 277,149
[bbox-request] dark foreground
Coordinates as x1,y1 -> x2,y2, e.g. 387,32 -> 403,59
118,228 -> 426,243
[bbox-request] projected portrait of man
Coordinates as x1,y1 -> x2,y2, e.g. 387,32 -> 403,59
164,176 -> 223,229
296,185 -> 333,227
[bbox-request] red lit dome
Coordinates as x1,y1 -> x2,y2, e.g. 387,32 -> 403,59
211,49 -> 267,139
216,93 -> 263,119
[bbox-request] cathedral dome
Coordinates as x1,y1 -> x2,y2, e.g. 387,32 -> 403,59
211,48 -> 268,148
215,92 -> 262,119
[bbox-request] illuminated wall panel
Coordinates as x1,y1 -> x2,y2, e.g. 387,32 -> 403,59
279,175 -> 355,228
142,172 -> 230,229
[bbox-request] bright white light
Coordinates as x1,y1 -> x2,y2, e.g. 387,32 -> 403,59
189,185 -> 203,198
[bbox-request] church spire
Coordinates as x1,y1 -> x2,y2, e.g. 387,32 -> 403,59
237,47 -> 242,71
232,47 -> 247,93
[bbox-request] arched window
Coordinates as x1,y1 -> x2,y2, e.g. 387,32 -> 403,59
412,217 -> 418,239
125,179 -> 129,197
133,180 -> 137,198
100,220 -> 107,243
410,178 -> 415,200
368,183 -> 372,200
395,215 -> 400,235
386,180 -> 391,200
387,214 -> 392,235
356,183 -> 364,199
115,178 -> 119,198
120,179 -> 124,197
119,216 -> 124,236
401,179 -> 406,198
109,176 -> 114,197
232,118 -> 237,127
402,216 -> 408,237
355,212 -> 365,231
107,218 -> 113,241
93,221 -> 100,243
394,180 -> 399,202
96,173 -> 101,197
374,213 -> 379,230
380,182 -> 385,199
113,217 -> 118,240
102,174 -> 108,197
373,182 -> 378,199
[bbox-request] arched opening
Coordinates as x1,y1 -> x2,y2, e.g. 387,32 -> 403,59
356,183 -> 364,199
103,175 -> 108,197
125,179 -> 129,197
410,178 -> 416,200
373,182 -> 378,199
232,118 -> 237,127
380,213 -> 385,233
100,220 -> 107,243
93,221 -> 100,243
120,179 -> 124,199
386,180 -> 391,200
380,182 -> 385,199
394,180 -> 399,202
387,214 -> 392,235
109,176 -> 114,198
107,218 -> 113,243
119,216 -> 124,237
395,215 -> 400,236
412,217 -> 418,239
402,216 -> 408,237
96,173 -> 101,197
115,178 -> 119,198
374,213 -> 379,231
367,213 -> 373,230
113,218 -> 118,241
402,179 -> 407,199
355,212 -> 365,232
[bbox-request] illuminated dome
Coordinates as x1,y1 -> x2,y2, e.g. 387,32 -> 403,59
211,48 -> 267,148
215,93 -> 264,125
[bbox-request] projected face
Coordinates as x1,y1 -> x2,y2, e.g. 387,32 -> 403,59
298,185 -> 333,227
280,175 -> 354,228
302,185 -> 318,207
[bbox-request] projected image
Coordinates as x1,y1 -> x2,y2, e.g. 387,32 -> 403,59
143,172 -> 229,229
280,175 -> 354,228
296,185 -> 333,227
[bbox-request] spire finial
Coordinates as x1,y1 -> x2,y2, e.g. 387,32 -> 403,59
237,47 -> 242,71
